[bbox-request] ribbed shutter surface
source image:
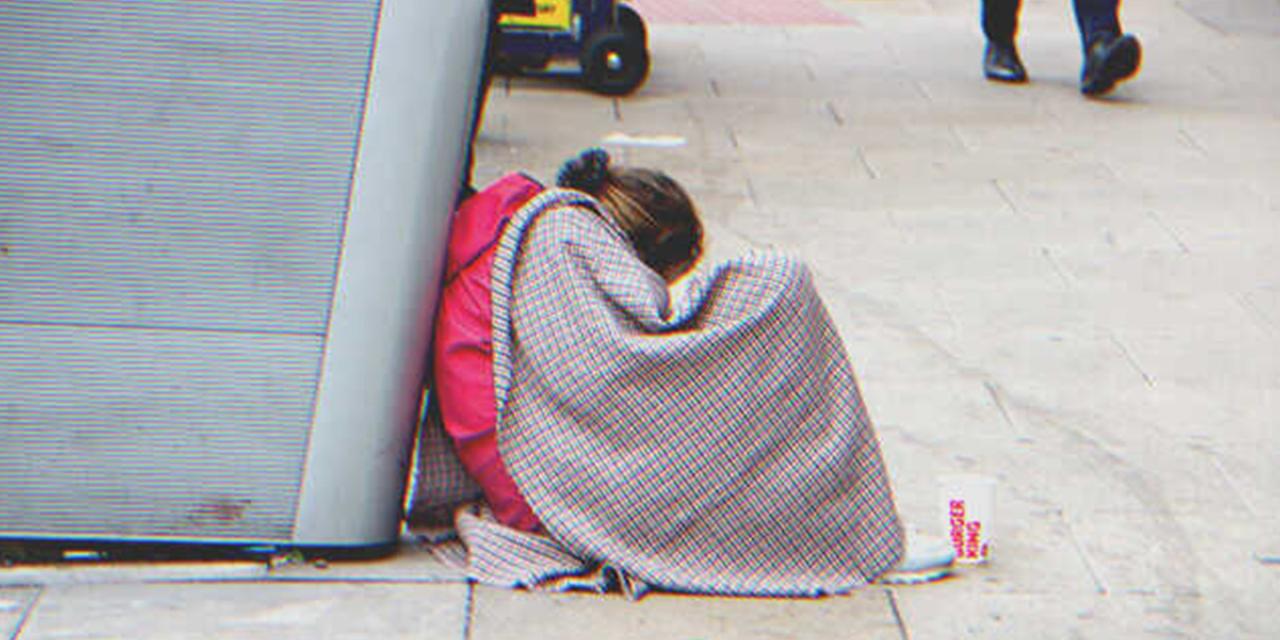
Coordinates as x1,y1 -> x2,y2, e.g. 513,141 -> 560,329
0,0 -> 380,541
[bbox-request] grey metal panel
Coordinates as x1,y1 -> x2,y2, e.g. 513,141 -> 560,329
292,0 -> 491,545
0,0 -> 486,547
0,0 -> 380,334
0,324 -> 321,541
0,1 -> 383,543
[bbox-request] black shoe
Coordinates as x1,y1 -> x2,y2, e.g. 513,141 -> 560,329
984,41 -> 1027,83
1080,32 -> 1141,96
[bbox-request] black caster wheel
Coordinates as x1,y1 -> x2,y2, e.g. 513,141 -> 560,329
615,3 -> 647,47
580,29 -> 649,96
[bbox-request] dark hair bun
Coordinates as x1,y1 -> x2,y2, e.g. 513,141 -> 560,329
556,148 -> 610,193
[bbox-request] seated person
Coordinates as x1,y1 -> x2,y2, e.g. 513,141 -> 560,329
427,149 -> 946,596
431,149 -> 702,533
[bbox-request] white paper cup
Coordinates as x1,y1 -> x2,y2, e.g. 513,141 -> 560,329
939,474 -> 996,564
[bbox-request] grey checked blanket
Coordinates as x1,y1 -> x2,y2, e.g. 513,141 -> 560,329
460,188 -> 903,597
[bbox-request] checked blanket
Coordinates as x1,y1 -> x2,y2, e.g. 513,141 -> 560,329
462,188 -> 904,597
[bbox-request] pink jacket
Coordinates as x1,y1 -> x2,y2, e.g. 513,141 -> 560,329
433,173 -> 543,531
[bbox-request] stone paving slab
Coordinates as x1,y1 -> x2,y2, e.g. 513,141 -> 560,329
469,585 -> 903,640
0,536 -> 466,589
0,561 -> 267,589
655,5 -> 1280,617
16,582 -> 467,640
632,0 -> 856,26
893,588 -> 1179,639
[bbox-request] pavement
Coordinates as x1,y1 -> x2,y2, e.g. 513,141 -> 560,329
3,0 -> 1278,637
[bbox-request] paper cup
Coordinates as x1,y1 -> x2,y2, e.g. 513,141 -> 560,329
939,474 -> 996,564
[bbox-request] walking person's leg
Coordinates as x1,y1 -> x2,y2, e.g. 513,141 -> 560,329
1073,0 -> 1121,43
981,0 -> 1028,82
1074,0 -> 1141,95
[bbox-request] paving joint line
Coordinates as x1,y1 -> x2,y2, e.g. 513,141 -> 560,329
1061,509 -> 1110,595
1109,332 -> 1156,388
681,98 -> 700,127
1175,4 -> 1229,36
885,587 -> 910,640
948,124 -> 973,153
743,174 -> 760,207
1098,158 -> 1123,182
885,210 -> 901,232
1235,293 -> 1276,335
461,582 -> 475,640
931,283 -> 962,338
983,380 -> 1030,442
1039,247 -> 1076,290
1176,128 -> 1208,156
1207,451 -> 1259,518
8,586 -> 42,640
1145,209 -> 1192,253
911,79 -> 933,103
857,149 -> 878,179
991,179 -> 1022,217
825,100 -> 844,126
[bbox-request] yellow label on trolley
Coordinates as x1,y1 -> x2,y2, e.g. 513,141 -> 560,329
499,0 -> 572,30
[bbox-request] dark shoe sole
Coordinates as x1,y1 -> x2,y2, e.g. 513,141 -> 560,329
1082,35 -> 1141,96
984,42 -> 1028,83
985,68 -> 1028,83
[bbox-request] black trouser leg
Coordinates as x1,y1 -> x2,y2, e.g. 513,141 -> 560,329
1073,0 -> 1122,47
982,0 -> 1022,45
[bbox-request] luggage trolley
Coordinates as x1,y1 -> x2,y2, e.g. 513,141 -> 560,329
496,0 -> 650,95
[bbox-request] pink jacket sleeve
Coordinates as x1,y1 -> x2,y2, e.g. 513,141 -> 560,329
432,172 -> 544,532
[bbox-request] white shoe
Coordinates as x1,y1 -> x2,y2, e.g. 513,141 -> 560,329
878,533 -> 956,585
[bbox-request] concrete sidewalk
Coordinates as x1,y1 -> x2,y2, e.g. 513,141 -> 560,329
3,0 -> 1277,637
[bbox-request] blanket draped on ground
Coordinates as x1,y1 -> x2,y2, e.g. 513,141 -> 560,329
460,188 -> 903,597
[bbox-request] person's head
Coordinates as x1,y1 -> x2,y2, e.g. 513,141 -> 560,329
557,148 -> 703,282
